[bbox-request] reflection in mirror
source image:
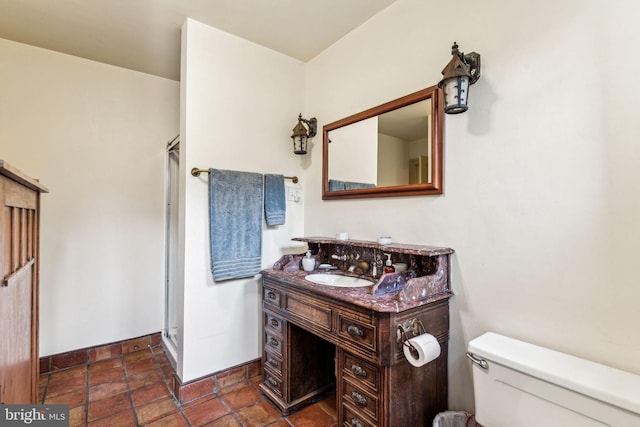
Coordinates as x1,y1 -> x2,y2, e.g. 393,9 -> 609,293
322,86 -> 443,199
378,99 -> 431,186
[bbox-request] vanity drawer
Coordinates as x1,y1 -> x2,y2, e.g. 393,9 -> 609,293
263,367 -> 284,398
342,352 -> 379,392
343,405 -> 377,427
263,286 -> 282,308
264,350 -> 283,376
264,311 -> 285,336
338,315 -> 376,352
342,379 -> 379,422
285,293 -> 332,331
265,332 -> 283,356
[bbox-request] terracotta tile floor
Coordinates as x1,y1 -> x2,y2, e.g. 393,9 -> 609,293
39,344 -> 337,426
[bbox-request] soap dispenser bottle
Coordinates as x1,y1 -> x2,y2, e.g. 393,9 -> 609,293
383,253 -> 395,274
302,250 -> 315,272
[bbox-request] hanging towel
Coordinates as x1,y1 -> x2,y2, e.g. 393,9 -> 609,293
328,179 -> 346,191
345,181 -> 376,190
329,179 -> 376,191
264,174 -> 286,226
209,169 -> 263,281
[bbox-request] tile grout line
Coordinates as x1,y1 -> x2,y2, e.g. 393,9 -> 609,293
40,372 -> 50,404
149,344 -> 193,426
213,386 -> 247,426
83,359 -> 90,425
121,351 -> 141,426
249,380 -> 292,427
316,399 -> 337,423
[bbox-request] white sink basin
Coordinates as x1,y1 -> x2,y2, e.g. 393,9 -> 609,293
305,273 -> 374,287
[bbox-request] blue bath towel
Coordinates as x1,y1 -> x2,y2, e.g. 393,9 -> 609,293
329,179 -> 376,191
209,169 -> 263,281
345,181 -> 375,190
264,174 -> 286,226
328,179 -> 346,191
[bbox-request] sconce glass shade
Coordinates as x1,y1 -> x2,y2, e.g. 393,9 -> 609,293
291,120 -> 309,154
291,114 -> 317,155
292,135 -> 308,155
441,75 -> 470,114
438,42 -> 481,114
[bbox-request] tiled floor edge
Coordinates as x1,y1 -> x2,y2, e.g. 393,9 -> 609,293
169,357 -> 263,404
39,332 -> 162,374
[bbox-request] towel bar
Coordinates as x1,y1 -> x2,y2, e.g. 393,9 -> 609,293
191,168 -> 298,184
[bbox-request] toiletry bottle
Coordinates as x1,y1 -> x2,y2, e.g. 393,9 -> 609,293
383,253 -> 395,274
302,250 -> 315,272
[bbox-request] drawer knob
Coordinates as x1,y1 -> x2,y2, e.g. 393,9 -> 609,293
267,376 -> 278,386
351,418 -> 364,427
351,391 -> 368,407
267,358 -> 278,366
267,291 -> 277,300
351,364 -> 367,378
347,325 -> 364,337
269,338 -> 279,347
270,318 -> 279,327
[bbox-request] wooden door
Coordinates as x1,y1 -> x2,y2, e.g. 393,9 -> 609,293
0,174 -> 40,403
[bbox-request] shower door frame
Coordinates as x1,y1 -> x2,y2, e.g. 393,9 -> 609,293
163,136 -> 180,355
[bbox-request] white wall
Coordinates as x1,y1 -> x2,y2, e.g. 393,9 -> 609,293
0,39 -> 179,356
178,19 -> 306,382
377,133 -> 408,186
305,0 -> 640,411
329,117 -> 377,184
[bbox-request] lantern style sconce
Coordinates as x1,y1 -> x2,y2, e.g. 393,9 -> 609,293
291,114 -> 317,155
438,42 -> 481,114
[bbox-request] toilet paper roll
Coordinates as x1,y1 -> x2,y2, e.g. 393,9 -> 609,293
403,333 -> 441,367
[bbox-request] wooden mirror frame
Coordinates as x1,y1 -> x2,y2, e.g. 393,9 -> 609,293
322,85 -> 444,200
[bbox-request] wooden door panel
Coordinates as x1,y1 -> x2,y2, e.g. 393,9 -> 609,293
1,263 -> 34,403
1,174 -> 39,404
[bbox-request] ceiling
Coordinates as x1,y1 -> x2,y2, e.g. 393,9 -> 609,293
0,0 -> 397,81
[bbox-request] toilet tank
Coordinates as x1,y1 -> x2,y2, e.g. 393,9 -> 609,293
467,332 -> 640,427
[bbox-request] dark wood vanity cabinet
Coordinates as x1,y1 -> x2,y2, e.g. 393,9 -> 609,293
261,283 -> 336,413
259,275 -> 450,426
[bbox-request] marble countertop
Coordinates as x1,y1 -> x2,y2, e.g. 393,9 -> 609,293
261,268 -> 452,314
292,236 -> 454,256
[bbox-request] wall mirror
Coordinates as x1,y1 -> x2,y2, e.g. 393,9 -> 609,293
322,85 -> 443,199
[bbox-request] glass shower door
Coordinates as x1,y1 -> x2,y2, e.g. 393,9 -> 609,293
164,137 -> 180,352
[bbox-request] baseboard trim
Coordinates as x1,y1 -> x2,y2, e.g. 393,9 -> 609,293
164,350 -> 262,403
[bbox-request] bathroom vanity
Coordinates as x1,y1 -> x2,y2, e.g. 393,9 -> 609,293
259,237 -> 453,426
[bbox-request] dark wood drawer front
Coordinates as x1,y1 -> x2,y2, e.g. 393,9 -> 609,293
338,315 -> 375,352
343,405 -> 376,427
285,295 -> 332,331
263,286 -> 282,308
343,380 -> 378,422
342,353 -> 378,392
265,312 -> 284,336
265,333 -> 283,356
264,350 -> 283,376
263,368 -> 284,398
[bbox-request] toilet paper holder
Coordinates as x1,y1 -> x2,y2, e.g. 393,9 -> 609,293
397,318 -> 426,359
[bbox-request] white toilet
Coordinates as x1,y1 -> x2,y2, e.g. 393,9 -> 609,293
466,332 -> 640,427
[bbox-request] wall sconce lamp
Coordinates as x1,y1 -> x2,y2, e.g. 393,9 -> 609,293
438,42 -> 481,114
291,114 -> 317,154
